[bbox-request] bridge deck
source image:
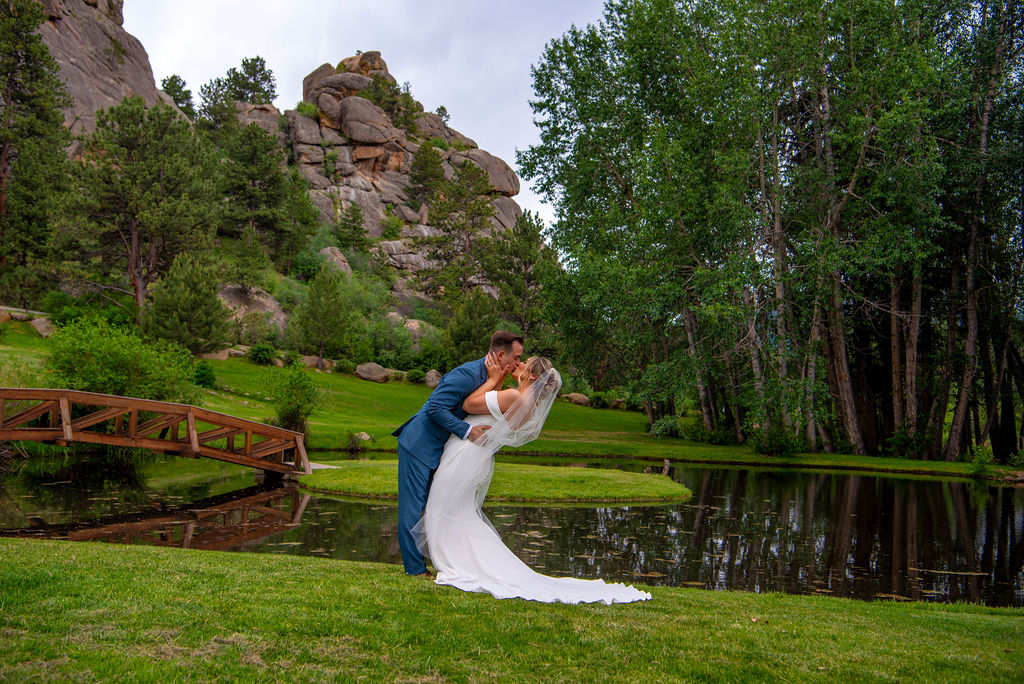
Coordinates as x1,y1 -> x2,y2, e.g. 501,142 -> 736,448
0,388 -> 311,476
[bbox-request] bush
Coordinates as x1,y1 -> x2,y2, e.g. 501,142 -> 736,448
682,421 -> 739,446
248,342 -> 277,365
749,425 -> 804,457
590,391 -> 619,409
290,249 -> 326,282
193,360 -> 217,389
295,100 -> 318,119
380,214 -> 404,240
262,365 -> 322,433
969,444 -> 994,475
334,358 -> 356,374
45,317 -> 200,404
406,368 -> 426,384
651,416 -> 681,439
232,311 -> 278,346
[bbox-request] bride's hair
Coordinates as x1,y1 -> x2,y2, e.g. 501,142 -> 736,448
523,356 -> 557,392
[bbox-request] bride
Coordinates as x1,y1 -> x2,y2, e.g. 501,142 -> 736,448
417,354 -> 652,604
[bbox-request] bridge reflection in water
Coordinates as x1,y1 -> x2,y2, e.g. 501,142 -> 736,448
4,484 -> 310,551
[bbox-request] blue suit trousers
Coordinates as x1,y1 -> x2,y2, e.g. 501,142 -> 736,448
397,443 -> 433,574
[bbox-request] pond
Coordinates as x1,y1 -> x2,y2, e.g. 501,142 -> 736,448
2,453 -> 1021,607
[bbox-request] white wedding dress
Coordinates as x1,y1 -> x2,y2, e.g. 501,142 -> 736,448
420,389 -> 652,604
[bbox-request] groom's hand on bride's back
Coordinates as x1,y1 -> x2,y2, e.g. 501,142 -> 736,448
468,425 -> 490,442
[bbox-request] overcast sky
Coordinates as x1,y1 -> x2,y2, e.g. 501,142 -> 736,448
121,0 -> 609,224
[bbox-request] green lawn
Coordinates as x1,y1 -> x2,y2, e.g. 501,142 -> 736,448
1,539 -> 1020,682
301,460 -> 691,503
3,320 -> 1021,481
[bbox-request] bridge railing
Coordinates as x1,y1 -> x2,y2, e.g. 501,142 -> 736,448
0,388 -> 311,476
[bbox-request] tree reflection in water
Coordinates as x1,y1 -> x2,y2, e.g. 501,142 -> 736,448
3,463 -> 1021,606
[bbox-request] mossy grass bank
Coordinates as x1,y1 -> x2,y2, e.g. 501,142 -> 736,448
2,539 -> 1021,682
300,460 -> 691,503
3,321 -> 1021,481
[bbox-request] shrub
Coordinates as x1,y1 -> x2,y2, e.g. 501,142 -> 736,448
406,368 -> 426,384
248,342 -> 277,365
232,311 -> 278,346
749,425 -> 804,457
45,317 -> 200,404
651,415 -> 681,439
193,360 -> 217,388
380,214 -> 404,240
295,100 -> 318,119
969,444 -> 994,476
334,358 -> 356,374
290,249 -> 326,282
427,136 -> 450,150
262,365 -> 322,433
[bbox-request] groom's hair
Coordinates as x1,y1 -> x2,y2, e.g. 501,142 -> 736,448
490,330 -> 524,353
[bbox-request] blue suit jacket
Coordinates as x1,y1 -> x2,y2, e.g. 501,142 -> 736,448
392,358 -> 487,468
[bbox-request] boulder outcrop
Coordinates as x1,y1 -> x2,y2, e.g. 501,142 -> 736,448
290,52 -> 524,288
36,0 -> 175,138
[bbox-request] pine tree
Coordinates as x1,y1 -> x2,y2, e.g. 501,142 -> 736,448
66,97 -> 221,325
143,254 -> 231,354
0,0 -> 70,270
292,264 -> 350,368
407,143 -> 444,210
443,288 -> 499,366
160,74 -> 195,119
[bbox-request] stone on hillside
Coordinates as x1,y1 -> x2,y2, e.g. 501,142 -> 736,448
355,362 -> 390,383
564,392 -> 591,406
339,96 -> 402,144
302,355 -> 335,370
318,72 -> 372,97
294,144 -> 324,164
298,164 -> 332,190
425,369 -> 442,389
200,348 -> 230,361
0,311 -> 11,325
413,113 -> 478,149
373,172 -> 409,204
318,247 -> 352,279
451,149 -> 519,196
490,196 -> 523,232
302,62 -> 336,102
288,110 -> 323,145
9,312 -> 32,322
321,127 -> 346,145
30,317 -> 54,338
339,51 -> 390,78
217,285 -> 287,332
393,205 -> 419,223
237,102 -> 284,143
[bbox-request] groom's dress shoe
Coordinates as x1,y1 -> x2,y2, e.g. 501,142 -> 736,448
416,570 -> 434,579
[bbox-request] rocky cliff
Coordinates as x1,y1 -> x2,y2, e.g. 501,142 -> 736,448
279,52 -> 523,297
34,2 -> 523,303
35,0 -> 175,137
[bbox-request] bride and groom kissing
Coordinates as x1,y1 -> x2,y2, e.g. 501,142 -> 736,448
393,330 -> 651,604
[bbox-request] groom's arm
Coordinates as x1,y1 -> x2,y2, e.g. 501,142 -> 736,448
424,365 -> 477,439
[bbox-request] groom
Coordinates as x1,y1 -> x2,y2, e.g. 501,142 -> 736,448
392,330 -> 524,576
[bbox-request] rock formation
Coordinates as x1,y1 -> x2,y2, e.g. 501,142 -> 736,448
33,0 -> 524,311
286,52 -> 523,297
35,0 -> 176,138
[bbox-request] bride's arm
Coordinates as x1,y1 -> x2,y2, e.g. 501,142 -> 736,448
462,353 -> 507,414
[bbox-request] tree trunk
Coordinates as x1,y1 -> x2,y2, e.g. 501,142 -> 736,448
743,287 -> 768,434
683,308 -> 714,432
890,277 -> 905,428
829,273 -> 866,454
905,271 -> 922,435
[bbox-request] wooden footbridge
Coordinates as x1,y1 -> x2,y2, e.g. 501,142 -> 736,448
0,388 -> 311,476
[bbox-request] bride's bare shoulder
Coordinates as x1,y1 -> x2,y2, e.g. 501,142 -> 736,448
493,388 -> 523,413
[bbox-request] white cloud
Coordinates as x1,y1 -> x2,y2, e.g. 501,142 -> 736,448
121,0 -> 608,225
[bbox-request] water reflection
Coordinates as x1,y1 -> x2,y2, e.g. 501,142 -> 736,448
2,459 -> 1021,606
4,483 -> 309,551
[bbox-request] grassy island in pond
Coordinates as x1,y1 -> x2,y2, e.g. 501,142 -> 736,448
1,539 -> 1021,682
301,460 -> 691,503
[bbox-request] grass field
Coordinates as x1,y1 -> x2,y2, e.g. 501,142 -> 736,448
2,319 -> 1021,482
300,459 -> 691,502
2,538 -> 1021,682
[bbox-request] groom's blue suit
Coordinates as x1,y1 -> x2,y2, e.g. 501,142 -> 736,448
392,357 -> 487,574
